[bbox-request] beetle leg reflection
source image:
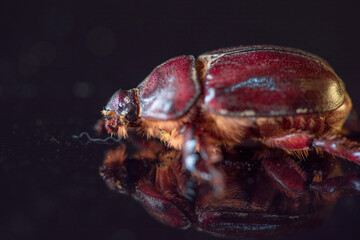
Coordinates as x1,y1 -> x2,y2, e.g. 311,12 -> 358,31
261,151 -> 307,197
309,173 -> 360,195
182,125 -> 225,199
182,125 -> 202,198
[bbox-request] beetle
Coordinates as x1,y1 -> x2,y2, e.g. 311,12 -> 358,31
102,45 -> 360,195
99,137 -> 360,238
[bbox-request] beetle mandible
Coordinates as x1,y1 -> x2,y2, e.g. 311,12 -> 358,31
102,45 -> 360,195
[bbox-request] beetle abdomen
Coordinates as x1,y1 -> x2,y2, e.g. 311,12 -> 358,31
198,45 -> 345,118
137,55 -> 200,120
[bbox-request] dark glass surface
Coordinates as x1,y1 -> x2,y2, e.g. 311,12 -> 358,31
2,1 -> 360,239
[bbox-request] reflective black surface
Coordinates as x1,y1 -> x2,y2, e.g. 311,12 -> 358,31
2,1 -> 360,239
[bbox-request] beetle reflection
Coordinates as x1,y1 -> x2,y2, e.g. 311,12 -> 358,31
99,134 -> 360,238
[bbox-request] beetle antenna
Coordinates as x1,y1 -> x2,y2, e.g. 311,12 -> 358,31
72,132 -> 122,145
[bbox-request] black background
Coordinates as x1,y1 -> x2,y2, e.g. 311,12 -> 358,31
1,1 -> 360,240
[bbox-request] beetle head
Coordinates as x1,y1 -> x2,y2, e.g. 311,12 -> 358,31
102,89 -> 140,138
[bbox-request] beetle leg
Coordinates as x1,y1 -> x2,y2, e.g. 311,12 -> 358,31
313,135 -> 360,165
263,133 -> 360,196
264,133 -> 360,165
263,133 -> 312,152
182,125 -> 225,198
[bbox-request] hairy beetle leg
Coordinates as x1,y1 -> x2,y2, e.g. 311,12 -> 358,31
263,133 -> 312,152
264,133 -> 360,166
313,135 -> 360,165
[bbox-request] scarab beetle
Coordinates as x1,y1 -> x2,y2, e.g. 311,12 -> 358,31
102,45 -> 360,194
